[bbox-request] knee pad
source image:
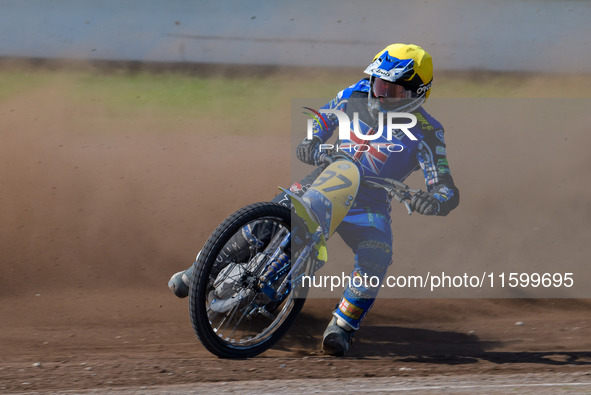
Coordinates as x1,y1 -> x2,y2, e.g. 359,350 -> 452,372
354,239 -> 393,282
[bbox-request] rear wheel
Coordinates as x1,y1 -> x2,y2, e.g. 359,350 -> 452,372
189,202 -> 306,358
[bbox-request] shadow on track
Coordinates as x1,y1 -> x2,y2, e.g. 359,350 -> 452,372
279,312 -> 591,366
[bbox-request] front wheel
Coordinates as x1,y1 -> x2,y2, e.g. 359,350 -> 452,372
189,202 -> 306,358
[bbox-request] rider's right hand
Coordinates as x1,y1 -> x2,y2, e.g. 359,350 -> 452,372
296,136 -> 321,165
410,191 -> 441,215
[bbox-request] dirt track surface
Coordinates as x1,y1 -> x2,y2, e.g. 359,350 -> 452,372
9,374 -> 591,395
2,76 -> 591,393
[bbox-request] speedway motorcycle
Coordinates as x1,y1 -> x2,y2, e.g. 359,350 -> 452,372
188,152 -> 419,358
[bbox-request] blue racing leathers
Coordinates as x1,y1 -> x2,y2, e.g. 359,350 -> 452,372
305,78 -> 459,330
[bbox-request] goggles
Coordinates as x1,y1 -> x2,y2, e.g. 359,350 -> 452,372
372,78 -> 411,99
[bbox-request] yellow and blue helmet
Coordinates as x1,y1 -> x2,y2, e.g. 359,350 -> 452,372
364,43 -> 433,114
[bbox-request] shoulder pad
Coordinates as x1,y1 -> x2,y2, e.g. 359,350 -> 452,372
351,78 -> 370,93
413,106 -> 443,132
338,79 -> 370,100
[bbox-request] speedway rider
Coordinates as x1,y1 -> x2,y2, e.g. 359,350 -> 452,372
169,43 -> 460,357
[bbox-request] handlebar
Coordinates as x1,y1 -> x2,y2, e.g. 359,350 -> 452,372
363,177 -> 419,215
313,149 -> 353,166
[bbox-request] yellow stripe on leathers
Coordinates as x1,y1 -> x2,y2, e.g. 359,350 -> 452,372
282,191 -> 328,263
304,160 -> 360,239
279,160 -> 360,264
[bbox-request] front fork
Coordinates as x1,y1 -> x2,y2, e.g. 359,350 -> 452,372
257,229 -> 322,301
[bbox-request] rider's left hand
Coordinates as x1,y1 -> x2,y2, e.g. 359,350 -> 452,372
296,137 -> 321,165
410,191 -> 440,215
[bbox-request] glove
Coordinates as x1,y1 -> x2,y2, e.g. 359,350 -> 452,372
410,191 -> 440,215
296,137 -> 321,165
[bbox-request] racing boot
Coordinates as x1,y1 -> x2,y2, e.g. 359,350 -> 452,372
322,316 -> 354,356
168,263 -> 195,298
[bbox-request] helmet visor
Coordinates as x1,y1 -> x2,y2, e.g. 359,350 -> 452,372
371,77 -> 415,112
372,78 -> 410,99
